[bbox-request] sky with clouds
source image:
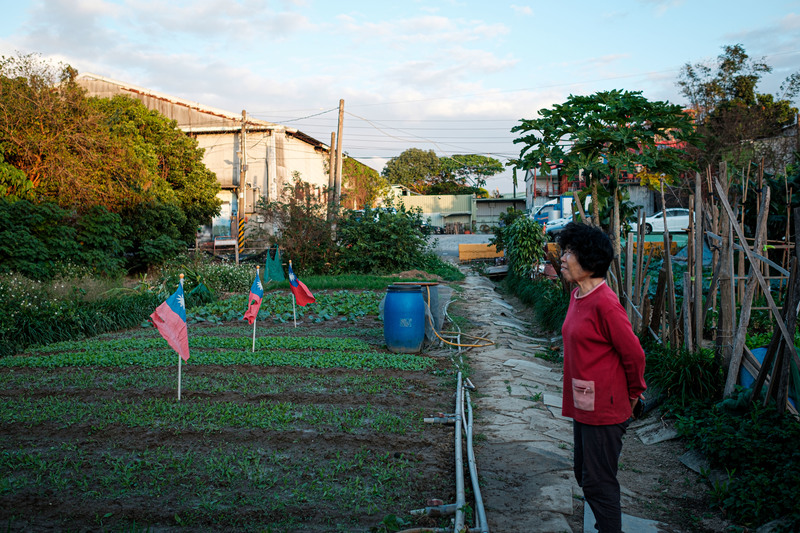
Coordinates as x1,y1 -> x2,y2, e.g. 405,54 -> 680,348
1,0 -> 799,192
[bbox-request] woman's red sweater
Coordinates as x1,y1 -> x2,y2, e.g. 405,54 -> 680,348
561,282 -> 647,425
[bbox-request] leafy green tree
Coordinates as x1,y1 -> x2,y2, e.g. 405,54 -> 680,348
439,154 -> 504,188
381,148 -> 441,193
512,89 -> 698,255
678,44 -> 800,170
0,53 -> 153,210
0,148 -> 32,201
89,95 -> 221,241
342,156 -> 389,209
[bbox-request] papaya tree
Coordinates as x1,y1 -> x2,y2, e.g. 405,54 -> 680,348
512,89 -> 698,256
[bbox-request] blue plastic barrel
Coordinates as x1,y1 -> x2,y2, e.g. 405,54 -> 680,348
384,284 -> 425,353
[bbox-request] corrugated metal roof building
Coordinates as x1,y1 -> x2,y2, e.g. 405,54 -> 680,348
76,73 -> 332,237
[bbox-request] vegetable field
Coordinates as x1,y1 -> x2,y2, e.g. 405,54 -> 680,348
0,301 -> 456,532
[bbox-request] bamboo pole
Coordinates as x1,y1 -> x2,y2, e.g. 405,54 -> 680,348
660,180 -> 678,346
714,179 -> 800,372
683,271 -> 693,351
625,234 -> 633,321
716,163 -> 735,369
724,187 -> 771,397
695,173 -> 704,348
633,208 -> 647,332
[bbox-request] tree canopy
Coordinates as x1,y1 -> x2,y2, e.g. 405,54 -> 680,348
677,44 -> 800,169
0,52 -> 220,244
512,89 -> 698,250
382,148 -> 502,195
342,156 -> 389,209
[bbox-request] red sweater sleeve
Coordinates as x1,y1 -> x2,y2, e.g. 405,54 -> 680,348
561,283 -> 646,425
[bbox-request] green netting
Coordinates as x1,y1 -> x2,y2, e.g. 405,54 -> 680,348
266,245 -> 285,282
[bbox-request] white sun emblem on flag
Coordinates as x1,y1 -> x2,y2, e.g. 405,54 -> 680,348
257,279 -> 263,291
289,272 -> 296,283
177,294 -> 185,309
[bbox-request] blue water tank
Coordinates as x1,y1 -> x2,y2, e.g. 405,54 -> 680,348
384,285 -> 425,353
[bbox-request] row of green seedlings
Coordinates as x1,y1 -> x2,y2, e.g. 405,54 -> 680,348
0,366 -> 408,396
3,335 -> 434,372
0,441 -> 419,531
0,395 -> 425,434
91,325 -> 385,340
187,290 -> 383,325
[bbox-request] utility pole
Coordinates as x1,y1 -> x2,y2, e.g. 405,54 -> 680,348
334,99 -> 344,212
236,110 -> 248,265
328,131 -> 336,219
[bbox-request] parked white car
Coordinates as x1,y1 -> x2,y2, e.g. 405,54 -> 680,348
629,208 -> 691,234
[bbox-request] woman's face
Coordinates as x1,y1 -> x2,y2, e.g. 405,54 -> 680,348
560,248 -> 593,284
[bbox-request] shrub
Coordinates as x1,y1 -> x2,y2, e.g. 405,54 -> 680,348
490,207 -> 526,252
503,216 -> 546,277
0,273 -> 159,357
255,175 -> 335,274
505,272 -> 569,332
643,343 -> 723,413
122,200 -> 188,272
676,398 -> 800,528
337,205 -> 430,274
0,199 -> 130,279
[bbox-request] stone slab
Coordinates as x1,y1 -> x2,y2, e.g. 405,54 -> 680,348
504,358 -> 554,374
519,374 -> 563,389
528,408 -> 569,434
584,503 -> 668,532
491,298 -> 515,310
636,422 -> 679,445
482,422 -> 542,443
543,393 -> 563,408
478,396 -> 539,414
539,481 -> 575,515
546,404 -> 571,422
544,426 -> 574,444
508,339 -> 547,352
495,320 -> 526,330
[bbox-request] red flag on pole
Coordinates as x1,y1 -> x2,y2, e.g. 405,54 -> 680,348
243,272 -> 264,324
151,283 -> 190,361
288,261 -> 315,307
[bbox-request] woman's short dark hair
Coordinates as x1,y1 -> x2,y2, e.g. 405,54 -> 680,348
556,222 -> 614,278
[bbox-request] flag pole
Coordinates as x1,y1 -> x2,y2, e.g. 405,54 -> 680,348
252,266 -> 259,352
289,259 -> 297,327
178,273 -> 184,401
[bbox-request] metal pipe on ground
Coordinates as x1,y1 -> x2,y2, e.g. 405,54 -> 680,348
454,371 -> 466,531
463,389 -> 489,533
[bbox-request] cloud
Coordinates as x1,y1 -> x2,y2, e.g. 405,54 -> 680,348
510,4 -> 532,16
636,0 -> 684,16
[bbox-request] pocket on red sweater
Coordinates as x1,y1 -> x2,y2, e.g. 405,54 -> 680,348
572,378 -> 595,411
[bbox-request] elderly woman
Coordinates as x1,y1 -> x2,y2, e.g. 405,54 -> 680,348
557,222 -> 646,533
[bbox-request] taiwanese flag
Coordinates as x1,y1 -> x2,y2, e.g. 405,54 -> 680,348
288,262 -> 315,307
150,283 -> 190,361
243,272 -> 264,324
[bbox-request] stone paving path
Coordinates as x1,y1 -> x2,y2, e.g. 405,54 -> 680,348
450,270 -> 667,533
